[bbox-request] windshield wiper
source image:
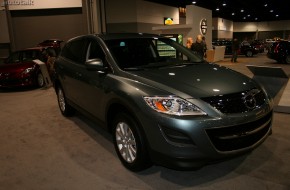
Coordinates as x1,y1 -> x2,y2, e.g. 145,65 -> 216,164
123,61 -> 202,70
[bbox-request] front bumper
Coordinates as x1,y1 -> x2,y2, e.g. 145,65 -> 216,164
0,75 -> 36,88
138,103 -> 273,170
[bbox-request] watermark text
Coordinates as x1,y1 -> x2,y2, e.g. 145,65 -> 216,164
1,0 -> 34,6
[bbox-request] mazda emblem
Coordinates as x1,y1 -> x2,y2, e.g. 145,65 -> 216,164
243,89 -> 260,110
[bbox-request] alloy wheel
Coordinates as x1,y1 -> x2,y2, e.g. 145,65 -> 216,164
58,88 -> 66,113
246,50 -> 253,57
37,73 -> 45,87
115,122 -> 137,163
286,55 -> 290,64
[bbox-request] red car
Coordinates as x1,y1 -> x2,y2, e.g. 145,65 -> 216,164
251,40 -> 265,53
0,46 -> 56,88
37,39 -> 63,55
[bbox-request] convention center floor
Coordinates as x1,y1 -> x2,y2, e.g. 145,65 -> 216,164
0,53 -> 289,190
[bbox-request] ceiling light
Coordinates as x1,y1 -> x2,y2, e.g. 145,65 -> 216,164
241,9 -> 244,12
222,2 -> 226,6
270,10 -> 274,13
276,14 -> 279,17
255,18 -> 258,20
247,14 -> 250,17
232,12 -> 235,16
264,4 -> 268,7
243,17 -> 246,19
192,1 -> 197,4
216,7 -> 220,11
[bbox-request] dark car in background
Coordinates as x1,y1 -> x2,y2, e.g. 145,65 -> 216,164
0,46 -> 56,88
250,40 -> 265,53
267,40 -> 290,64
212,39 -> 258,57
54,33 -> 273,171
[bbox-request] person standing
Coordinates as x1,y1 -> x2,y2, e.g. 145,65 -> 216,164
186,37 -> 193,49
202,36 -> 207,58
231,38 -> 240,62
191,35 -> 205,59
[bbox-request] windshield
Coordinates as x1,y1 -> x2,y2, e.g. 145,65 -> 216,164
105,37 -> 204,70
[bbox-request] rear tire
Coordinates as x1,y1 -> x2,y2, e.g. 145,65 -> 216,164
112,112 -> 152,172
56,86 -> 75,116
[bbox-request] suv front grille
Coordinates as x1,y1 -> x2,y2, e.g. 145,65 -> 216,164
205,111 -> 272,152
201,88 -> 266,114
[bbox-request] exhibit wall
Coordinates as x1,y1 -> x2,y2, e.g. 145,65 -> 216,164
0,10 -> 10,58
0,11 -> 9,43
1,0 -> 89,52
10,8 -> 86,50
186,5 -> 212,49
212,17 -> 233,40
233,20 -> 290,40
105,0 -> 179,33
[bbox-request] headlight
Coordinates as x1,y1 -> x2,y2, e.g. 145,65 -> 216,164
22,67 -> 34,75
143,96 -> 207,116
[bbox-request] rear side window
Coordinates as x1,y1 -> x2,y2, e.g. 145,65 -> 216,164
61,38 -> 87,64
6,52 -> 20,63
22,50 -> 40,61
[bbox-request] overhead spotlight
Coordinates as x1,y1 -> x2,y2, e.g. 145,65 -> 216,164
247,14 -> 250,17
216,7 -> 220,11
232,12 -> 235,16
243,17 -> 246,19
270,10 -> 274,13
276,14 -> 279,17
255,18 -> 258,20
192,1 -> 197,4
222,1 -> 227,6
241,9 -> 244,12
264,4 -> 268,7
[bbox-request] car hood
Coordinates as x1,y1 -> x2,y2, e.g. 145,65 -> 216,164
125,63 -> 257,98
0,62 -> 36,77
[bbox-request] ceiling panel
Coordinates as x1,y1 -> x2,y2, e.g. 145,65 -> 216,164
145,0 -> 289,22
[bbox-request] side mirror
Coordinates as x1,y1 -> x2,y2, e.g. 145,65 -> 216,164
85,58 -> 106,71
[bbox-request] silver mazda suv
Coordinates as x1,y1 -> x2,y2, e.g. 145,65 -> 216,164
54,33 -> 273,171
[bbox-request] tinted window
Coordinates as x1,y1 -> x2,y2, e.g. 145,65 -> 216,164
62,38 -> 87,63
22,50 -> 41,62
105,38 -> 202,70
6,52 -> 21,63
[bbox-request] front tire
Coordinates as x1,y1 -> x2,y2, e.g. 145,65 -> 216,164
37,72 -> 45,87
245,50 -> 253,57
56,86 -> 75,116
285,55 -> 290,64
112,112 -> 152,172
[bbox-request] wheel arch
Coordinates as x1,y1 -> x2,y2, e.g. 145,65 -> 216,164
53,78 -> 61,93
106,102 -> 143,134
105,100 -> 150,148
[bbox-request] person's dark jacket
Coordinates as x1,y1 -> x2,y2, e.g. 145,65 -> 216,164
232,39 -> 240,51
191,42 -> 205,59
